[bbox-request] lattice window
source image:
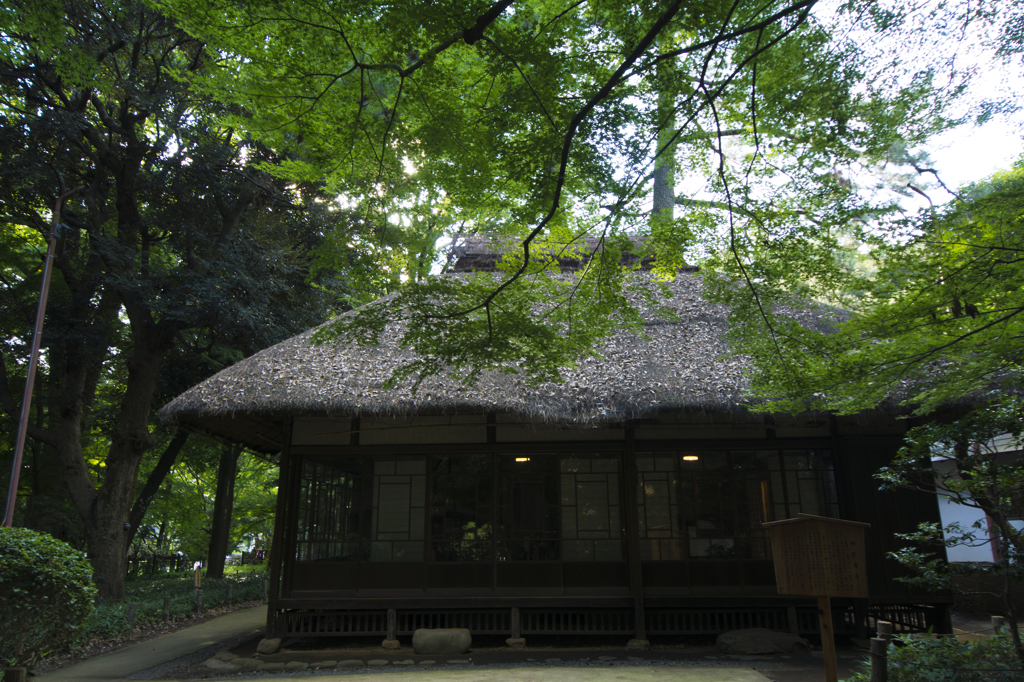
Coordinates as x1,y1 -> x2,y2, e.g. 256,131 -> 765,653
636,449 -> 838,562
430,453 -> 493,561
559,454 -> 625,561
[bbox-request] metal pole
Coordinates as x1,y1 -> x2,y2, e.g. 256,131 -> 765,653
3,187 -> 82,528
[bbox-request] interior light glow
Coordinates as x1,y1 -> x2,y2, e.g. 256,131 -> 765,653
682,455 -> 700,461
515,457 -> 530,462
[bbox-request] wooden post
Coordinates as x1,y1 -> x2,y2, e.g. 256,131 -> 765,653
163,595 -> 171,624
622,428 -> 647,643
226,583 -> 232,606
817,595 -> 838,682
787,605 -> 799,634
196,589 -> 203,616
877,620 -> 892,642
511,607 -> 521,639
265,428 -> 293,639
869,637 -> 888,682
127,603 -> 137,631
387,608 -> 397,641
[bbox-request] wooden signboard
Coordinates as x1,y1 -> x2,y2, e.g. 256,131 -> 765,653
763,513 -> 869,598
763,513 -> 870,682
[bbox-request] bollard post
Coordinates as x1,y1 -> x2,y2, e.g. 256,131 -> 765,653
992,615 -> 1005,633
387,608 -> 397,641
262,578 -> 268,601
877,620 -> 893,643
869,637 -> 888,682
127,602 -> 137,631
163,595 -> 171,624
227,583 -> 232,607
196,589 -> 202,616
3,667 -> 27,682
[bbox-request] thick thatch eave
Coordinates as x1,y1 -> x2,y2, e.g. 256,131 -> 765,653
158,270 -> 840,452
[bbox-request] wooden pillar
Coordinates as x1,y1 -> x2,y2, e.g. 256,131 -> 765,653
818,595 -> 838,682
511,607 -> 521,639
622,426 -> 646,641
490,423 -> 498,592
265,422 -> 293,639
387,608 -> 397,640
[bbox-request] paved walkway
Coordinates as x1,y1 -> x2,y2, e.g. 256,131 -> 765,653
41,606 -> 267,680
37,606 -> 781,682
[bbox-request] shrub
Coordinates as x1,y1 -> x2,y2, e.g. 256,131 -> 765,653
0,527 -> 96,668
846,631 -> 1022,682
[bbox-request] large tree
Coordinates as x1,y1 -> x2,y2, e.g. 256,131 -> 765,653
0,0 -> 335,599
151,0 -> 986,386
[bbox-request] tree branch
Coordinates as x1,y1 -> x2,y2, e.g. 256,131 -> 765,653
125,428 -> 190,549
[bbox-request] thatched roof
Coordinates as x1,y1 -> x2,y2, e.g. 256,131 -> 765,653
159,251 -> 843,452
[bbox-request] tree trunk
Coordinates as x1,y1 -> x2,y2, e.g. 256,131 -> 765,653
206,443 -> 243,579
56,334 -> 173,601
651,43 -> 675,225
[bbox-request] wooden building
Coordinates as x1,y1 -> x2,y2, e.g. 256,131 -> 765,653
159,239 -> 951,643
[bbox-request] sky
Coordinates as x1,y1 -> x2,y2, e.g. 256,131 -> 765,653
928,115 -> 1023,191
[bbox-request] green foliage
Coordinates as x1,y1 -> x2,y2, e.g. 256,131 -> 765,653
845,632 -> 1022,682
135,441 -> 277,563
0,527 -> 96,668
718,160 -> 1024,416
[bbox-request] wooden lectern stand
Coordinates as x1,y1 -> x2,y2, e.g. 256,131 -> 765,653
763,513 -> 870,682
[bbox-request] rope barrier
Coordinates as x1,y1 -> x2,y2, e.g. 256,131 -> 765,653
892,661 -> 1024,673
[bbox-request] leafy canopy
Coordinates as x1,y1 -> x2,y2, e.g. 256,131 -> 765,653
150,0 -> 978,385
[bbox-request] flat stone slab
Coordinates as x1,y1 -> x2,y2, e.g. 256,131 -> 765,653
338,659 -> 365,668
256,662 -> 287,671
214,649 -> 238,662
368,659 -> 390,666
203,658 -> 240,671
312,660 -> 337,669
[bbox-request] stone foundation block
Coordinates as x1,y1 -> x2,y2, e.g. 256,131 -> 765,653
716,628 -> 810,655
412,628 -> 472,655
256,637 -> 282,655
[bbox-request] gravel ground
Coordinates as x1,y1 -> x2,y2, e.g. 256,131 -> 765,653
155,632 -> 867,682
